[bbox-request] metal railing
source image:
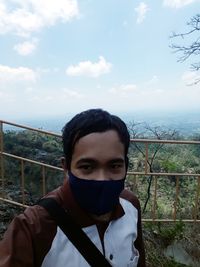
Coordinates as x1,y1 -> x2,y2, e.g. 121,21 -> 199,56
0,119 -> 200,223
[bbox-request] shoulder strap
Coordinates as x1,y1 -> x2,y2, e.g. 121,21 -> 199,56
37,198 -> 112,267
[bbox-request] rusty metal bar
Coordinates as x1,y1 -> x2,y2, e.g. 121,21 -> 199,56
152,176 -> 157,221
1,194 -> 199,223
2,120 -> 200,144
127,171 -> 200,177
42,165 -> 46,196
21,159 -> 25,205
145,143 -> 148,174
0,121 -> 4,197
130,138 -> 200,145
0,197 -> 28,208
0,120 -> 61,137
173,176 -> 180,221
133,174 -> 137,192
0,156 -> 3,196
193,176 -> 200,221
0,121 -> 3,152
0,152 -> 63,171
1,195 -> 200,222
142,219 -> 200,222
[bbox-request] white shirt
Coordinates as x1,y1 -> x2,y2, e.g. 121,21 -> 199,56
42,198 -> 139,267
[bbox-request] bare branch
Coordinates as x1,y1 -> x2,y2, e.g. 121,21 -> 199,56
170,14 -> 200,39
170,40 -> 200,62
128,122 -> 179,213
170,14 -> 200,83
191,62 -> 200,71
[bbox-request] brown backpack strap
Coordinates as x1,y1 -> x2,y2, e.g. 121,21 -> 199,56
37,198 -> 112,267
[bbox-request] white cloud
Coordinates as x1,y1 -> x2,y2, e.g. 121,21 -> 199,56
163,0 -> 197,8
0,0 -> 79,36
27,87 -> 83,104
1,80 -> 200,119
0,90 -> 15,102
66,56 -> 112,77
106,80 -> 199,112
149,75 -> 159,83
63,88 -> 83,98
182,71 -> 200,85
13,38 -> 38,55
146,75 -> 159,86
25,87 -> 34,93
36,67 -> 51,73
109,84 -> 138,97
0,65 -> 37,83
135,2 -> 149,24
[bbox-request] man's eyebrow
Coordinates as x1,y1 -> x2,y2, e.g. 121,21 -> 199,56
76,158 -> 97,164
108,158 -> 125,164
76,158 -> 125,164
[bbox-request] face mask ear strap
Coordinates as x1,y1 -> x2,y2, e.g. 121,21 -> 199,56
125,156 -> 129,172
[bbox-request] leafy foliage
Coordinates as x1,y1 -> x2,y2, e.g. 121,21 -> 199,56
2,130 -> 64,203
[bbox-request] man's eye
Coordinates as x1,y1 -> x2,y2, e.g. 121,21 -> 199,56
79,165 -> 92,170
111,163 -> 123,169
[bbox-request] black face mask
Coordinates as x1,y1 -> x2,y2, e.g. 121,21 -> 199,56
68,171 -> 125,216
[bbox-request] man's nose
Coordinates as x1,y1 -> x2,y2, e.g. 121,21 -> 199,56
96,169 -> 110,181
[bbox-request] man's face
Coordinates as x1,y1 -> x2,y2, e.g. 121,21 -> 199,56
70,130 -> 126,181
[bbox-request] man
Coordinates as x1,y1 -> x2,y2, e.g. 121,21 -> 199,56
0,109 -> 146,267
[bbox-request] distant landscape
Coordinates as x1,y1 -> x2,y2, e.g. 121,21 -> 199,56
4,111 -> 200,137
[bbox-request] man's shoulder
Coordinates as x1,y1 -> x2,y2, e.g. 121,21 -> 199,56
120,189 -> 141,211
20,186 -> 63,226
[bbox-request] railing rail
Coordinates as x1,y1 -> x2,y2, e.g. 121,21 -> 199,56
0,119 -> 200,223
0,120 -> 60,137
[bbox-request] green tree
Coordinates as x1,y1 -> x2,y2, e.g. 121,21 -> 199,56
128,122 -> 179,212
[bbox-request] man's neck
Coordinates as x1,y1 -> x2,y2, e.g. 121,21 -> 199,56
90,212 -> 112,222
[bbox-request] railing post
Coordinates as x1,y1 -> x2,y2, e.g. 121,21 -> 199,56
132,174 -> 137,193
0,121 -> 5,197
173,176 -> 179,221
193,176 -> 200,221
152,176 -> 157,221
21,159 -> 25,205
42,165 -> 46,196
145,143 -> 148,174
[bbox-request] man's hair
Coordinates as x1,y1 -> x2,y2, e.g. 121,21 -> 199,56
62,108 -> 130,169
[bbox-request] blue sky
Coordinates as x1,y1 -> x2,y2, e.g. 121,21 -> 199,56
0,0 -> 200,120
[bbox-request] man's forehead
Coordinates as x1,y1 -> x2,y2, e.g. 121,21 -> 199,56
71,130 -> 125,160
75,130 -> 121,144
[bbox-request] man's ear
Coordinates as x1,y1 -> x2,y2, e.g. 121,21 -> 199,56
61,157 -> 69,179
61,157 -> 67,171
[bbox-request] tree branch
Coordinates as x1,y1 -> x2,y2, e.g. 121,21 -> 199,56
170,14 -> 200,82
